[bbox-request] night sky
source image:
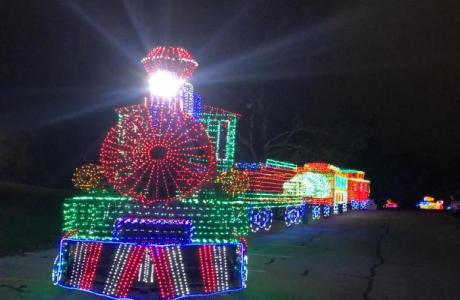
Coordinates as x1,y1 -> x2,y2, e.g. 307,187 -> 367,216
1,0 -> 459,206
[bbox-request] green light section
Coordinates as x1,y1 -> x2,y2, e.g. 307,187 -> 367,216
197,113 -> 238,172
283,172 -> 332,198
63,191 -> 249,243
341,169 -> 362,173
238,192 -> 303,209
265,159 -> 297,170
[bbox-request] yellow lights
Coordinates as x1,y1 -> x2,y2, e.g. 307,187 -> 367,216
418,196 -> 444,210
72,163 -> 105,191
216,169 -> 250,196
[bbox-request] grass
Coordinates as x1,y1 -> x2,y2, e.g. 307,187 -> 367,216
0,181 -> 72,257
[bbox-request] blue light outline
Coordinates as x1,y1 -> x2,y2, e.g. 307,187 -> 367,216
112,217 -> 194,244
54,238 -> 247,300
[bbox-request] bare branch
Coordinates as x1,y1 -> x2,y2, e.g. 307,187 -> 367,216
264,127 -> 319,148
268,143 -> 302,150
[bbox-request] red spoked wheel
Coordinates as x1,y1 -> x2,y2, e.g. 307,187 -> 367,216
100,105 -> 216,204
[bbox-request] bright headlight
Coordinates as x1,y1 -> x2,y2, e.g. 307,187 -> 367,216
148,70 -> 183,98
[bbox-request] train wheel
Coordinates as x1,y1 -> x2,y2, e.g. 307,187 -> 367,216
351,200 -> 359,210
284,206 -> 303,227
311,205 -> 321,220
250,208 -> 273,233
323,205 -> 331,218
333,203 -> 339,215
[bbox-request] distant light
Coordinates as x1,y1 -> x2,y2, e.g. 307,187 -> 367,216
384,199 -> 398,209
423,196 -> 435,202
418,196 -> 444,210
148,70 -> 183,98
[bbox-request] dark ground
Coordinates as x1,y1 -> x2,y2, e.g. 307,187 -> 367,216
1,210 -> 459,300
0,181 -> 70,256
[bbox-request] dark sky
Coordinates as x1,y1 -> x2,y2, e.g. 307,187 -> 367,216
1,0 -> 459,205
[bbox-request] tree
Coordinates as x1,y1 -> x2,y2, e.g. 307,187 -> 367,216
237,85 -> 319,162
236,86 -> 372,165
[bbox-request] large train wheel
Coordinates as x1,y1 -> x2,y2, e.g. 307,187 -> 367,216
323,205 -> 331,218
351,200 -> 359,210
333,203 -> 339,215
100,105 -> 216,204
311,205 -> 321,220
250,208 -> 273,233
284,206 -> 303,227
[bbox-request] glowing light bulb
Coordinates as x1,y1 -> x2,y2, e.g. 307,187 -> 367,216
148,70 -> 183,98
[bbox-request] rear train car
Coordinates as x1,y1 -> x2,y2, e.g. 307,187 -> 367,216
343,169 -> 371,210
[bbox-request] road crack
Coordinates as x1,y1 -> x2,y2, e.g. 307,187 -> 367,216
363,217 -> 391,300
0,284 -> 30,293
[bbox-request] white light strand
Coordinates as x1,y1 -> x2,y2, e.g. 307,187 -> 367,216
103,244 -> 131,295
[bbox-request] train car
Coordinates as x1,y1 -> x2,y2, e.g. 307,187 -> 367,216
343,169 -> 371,210
53,47 -> 248,300
234,159 -> 305,232
285,162 -> 348,220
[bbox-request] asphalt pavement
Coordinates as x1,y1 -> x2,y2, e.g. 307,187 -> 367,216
1,210 -> 460,300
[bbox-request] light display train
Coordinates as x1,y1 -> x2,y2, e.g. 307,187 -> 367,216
52,46 -> 371,300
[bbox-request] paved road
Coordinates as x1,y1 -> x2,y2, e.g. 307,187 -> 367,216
1,210 -> 460,300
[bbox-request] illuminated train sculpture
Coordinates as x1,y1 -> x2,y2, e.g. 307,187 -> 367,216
52,46 -> 371,300
344,169 -> 371,211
